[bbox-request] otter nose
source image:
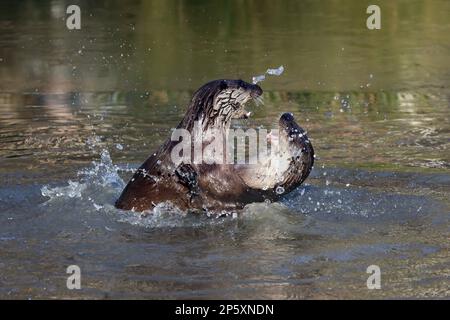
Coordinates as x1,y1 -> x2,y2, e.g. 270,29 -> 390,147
250,84 -> 263,97
280,112 -> 295,122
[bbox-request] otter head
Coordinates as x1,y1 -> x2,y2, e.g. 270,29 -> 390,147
273,112 -> 314,194
180,79 -> 263,131
238,112 -> 314,198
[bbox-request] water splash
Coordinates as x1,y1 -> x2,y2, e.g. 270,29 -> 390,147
275,186 -> 285,194
252,65 -> 285,84
40,148 -> 125,206
78,149 -> 124,189
252,74 -> 266,84
41,180 -> 87,199
266,65 -> 284,76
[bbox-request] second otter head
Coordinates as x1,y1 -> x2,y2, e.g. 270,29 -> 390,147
274,112 -> 315,193
181,79 -> 263,131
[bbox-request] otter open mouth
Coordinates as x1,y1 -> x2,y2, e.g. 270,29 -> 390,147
235,89 -> 265,120
236,94 -> 264,120
236,111 -> 314,197
204,79 -> 263,128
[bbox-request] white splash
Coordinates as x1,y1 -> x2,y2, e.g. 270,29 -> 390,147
40,149 -> 125,203
275,186 -> 285,194
252,65 -> 285,84
252,74 -> 266,84
41,180 -> 86,199
266,65 -> 284,76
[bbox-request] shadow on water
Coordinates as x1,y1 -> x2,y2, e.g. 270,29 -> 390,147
0,0 -> 449,299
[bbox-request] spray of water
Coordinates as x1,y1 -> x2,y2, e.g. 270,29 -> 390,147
252,65 -> 285,84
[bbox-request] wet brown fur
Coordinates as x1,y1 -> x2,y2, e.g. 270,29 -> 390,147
115,80 -> 314,213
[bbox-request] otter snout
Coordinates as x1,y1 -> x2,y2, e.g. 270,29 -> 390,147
278,112 -> 310,147
232,79 -> 262,98
280,112 -> 295,124
250,84 -> 263,98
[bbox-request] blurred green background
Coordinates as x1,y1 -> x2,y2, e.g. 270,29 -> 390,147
1,0 -> 450,92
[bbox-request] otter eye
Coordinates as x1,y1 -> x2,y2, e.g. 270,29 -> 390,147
219,80 -> 228,91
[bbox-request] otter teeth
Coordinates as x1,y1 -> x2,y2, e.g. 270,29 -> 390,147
239,111 -> 252,119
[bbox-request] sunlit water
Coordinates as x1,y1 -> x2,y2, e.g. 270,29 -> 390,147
0,0 -> 449,299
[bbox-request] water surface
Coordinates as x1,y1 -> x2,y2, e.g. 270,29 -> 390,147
0,0 -> 449,299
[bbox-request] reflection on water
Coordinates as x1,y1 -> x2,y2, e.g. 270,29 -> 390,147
1,0 -> 450,92
1,89 -> 448,177
0,0 -> 449,299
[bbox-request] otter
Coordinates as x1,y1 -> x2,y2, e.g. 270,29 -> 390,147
115,79 -> 314,214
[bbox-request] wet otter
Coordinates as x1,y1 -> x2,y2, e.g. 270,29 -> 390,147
115,79 -> 314,213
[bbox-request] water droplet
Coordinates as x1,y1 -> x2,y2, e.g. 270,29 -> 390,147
252,74 -> 265,84
275,186 -> 285,194
266,65 -> 284,76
